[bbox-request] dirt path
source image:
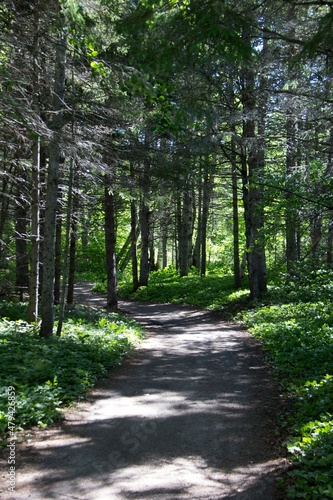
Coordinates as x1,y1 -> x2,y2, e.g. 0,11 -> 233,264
2,284 -> 287,499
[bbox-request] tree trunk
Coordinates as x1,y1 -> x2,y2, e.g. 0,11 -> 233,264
161,211 -> 169,269
28,137 -> 40,322
231,134 -> 241,288
131,199 -> 139,291
193,168 -> 202,269
67,208 -> 77,304
54,191 -> 62,305
66,152 -> 78,305
240,42 -> 267,300
179,189 -> 193,277
285,107 -> 299,274
15,182 -> 29,301
104,175 -> 118,309
57,157 -> 75,335
139,199 -> 150,286
40,147 -> 61,336
327,215 -> 333,264
138,134 -> 151,286
310,211 -> 322,262
0,154 -> 16,268
149,221 -> 156,270
285,6 -> 299,275
40,24 -> 67,338
326,126 -> 333,264
38,147 -> 46,293
201,170 -> 212,277
157,200 -> 170,270
175,195 -> 181,271
118,233 -> 132,267
28,2 -> 41,322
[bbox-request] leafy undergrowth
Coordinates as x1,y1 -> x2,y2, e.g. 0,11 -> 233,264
103,264 -> 333,499
240,269 -> 333,499
0,302 -> 143,443
95,265 -> 252,313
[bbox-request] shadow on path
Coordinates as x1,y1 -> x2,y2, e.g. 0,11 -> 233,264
3,284 -> 287,500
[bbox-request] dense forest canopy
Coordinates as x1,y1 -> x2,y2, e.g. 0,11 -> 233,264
0,0 -> 333,335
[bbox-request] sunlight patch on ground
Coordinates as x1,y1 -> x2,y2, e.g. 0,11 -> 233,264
85,391 -> 246,422
86,457 -> 281,500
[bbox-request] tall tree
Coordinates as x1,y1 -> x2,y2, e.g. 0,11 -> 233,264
28,0 -> 41,323
139,133 -> 152,287
104,174 -> 118,309
240,29 -> 267,299
40,7 -> 67,337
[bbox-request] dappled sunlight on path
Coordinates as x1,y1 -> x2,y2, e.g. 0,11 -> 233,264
4,285 -> 287,499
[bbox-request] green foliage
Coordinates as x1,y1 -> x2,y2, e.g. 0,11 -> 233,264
75,235 -> 106,280
118,0 -> 254,76
298,7 -> 333,67
239,267 -> 333,499
0,302 -> 143,441
116,265 -> 250,311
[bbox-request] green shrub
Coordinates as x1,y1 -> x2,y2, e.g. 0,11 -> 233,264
239,268 -> 333,499
118,266 -> 248,311
0,304 -> 143,441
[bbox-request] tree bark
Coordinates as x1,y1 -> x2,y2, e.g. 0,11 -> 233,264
67,207 -> 77,304
40,22 -> 67,337
57,157 -> 75,335
54,191 -> 62,305
139,199 -> 150,286
131,199 -> 139,291
0,156 -> 17,272
28,1 -> 41,322
231,133 -> 241,288
161,206 -> 170,269
175,195 -> 181,271
326,127 -> 333,264
285,107 -> 299,274
118,233 -> 132,267
193,168 -> 202,269
28,138 -> 40,322
201,170 -> 212,277
179,189 -> 194,277
285,6 -> 299,275
104,175 -> 118,309
15,181 -> 29,301
240,38 -> 267,300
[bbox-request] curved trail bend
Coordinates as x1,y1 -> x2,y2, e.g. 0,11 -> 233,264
5,284 -> 287,499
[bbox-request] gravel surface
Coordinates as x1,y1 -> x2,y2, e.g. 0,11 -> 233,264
1,283 -> 288,499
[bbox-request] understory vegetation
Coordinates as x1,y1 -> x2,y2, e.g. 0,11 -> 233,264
0,303 -> 143,443
97,264 -> 332,500
1,265 -> 333,497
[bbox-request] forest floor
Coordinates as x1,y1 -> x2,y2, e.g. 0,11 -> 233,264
2,283 -> 290,499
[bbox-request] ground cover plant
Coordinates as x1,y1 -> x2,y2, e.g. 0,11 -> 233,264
95,265 -> 251,312
0,302 -> 143,444
110,264 -> 333,499
240,269 -> 333,499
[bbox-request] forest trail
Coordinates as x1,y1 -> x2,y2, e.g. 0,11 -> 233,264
5,284 -> 287,499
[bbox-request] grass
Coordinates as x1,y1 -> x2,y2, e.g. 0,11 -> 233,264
98,264 -> 333,500
0,302 -> 143,443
